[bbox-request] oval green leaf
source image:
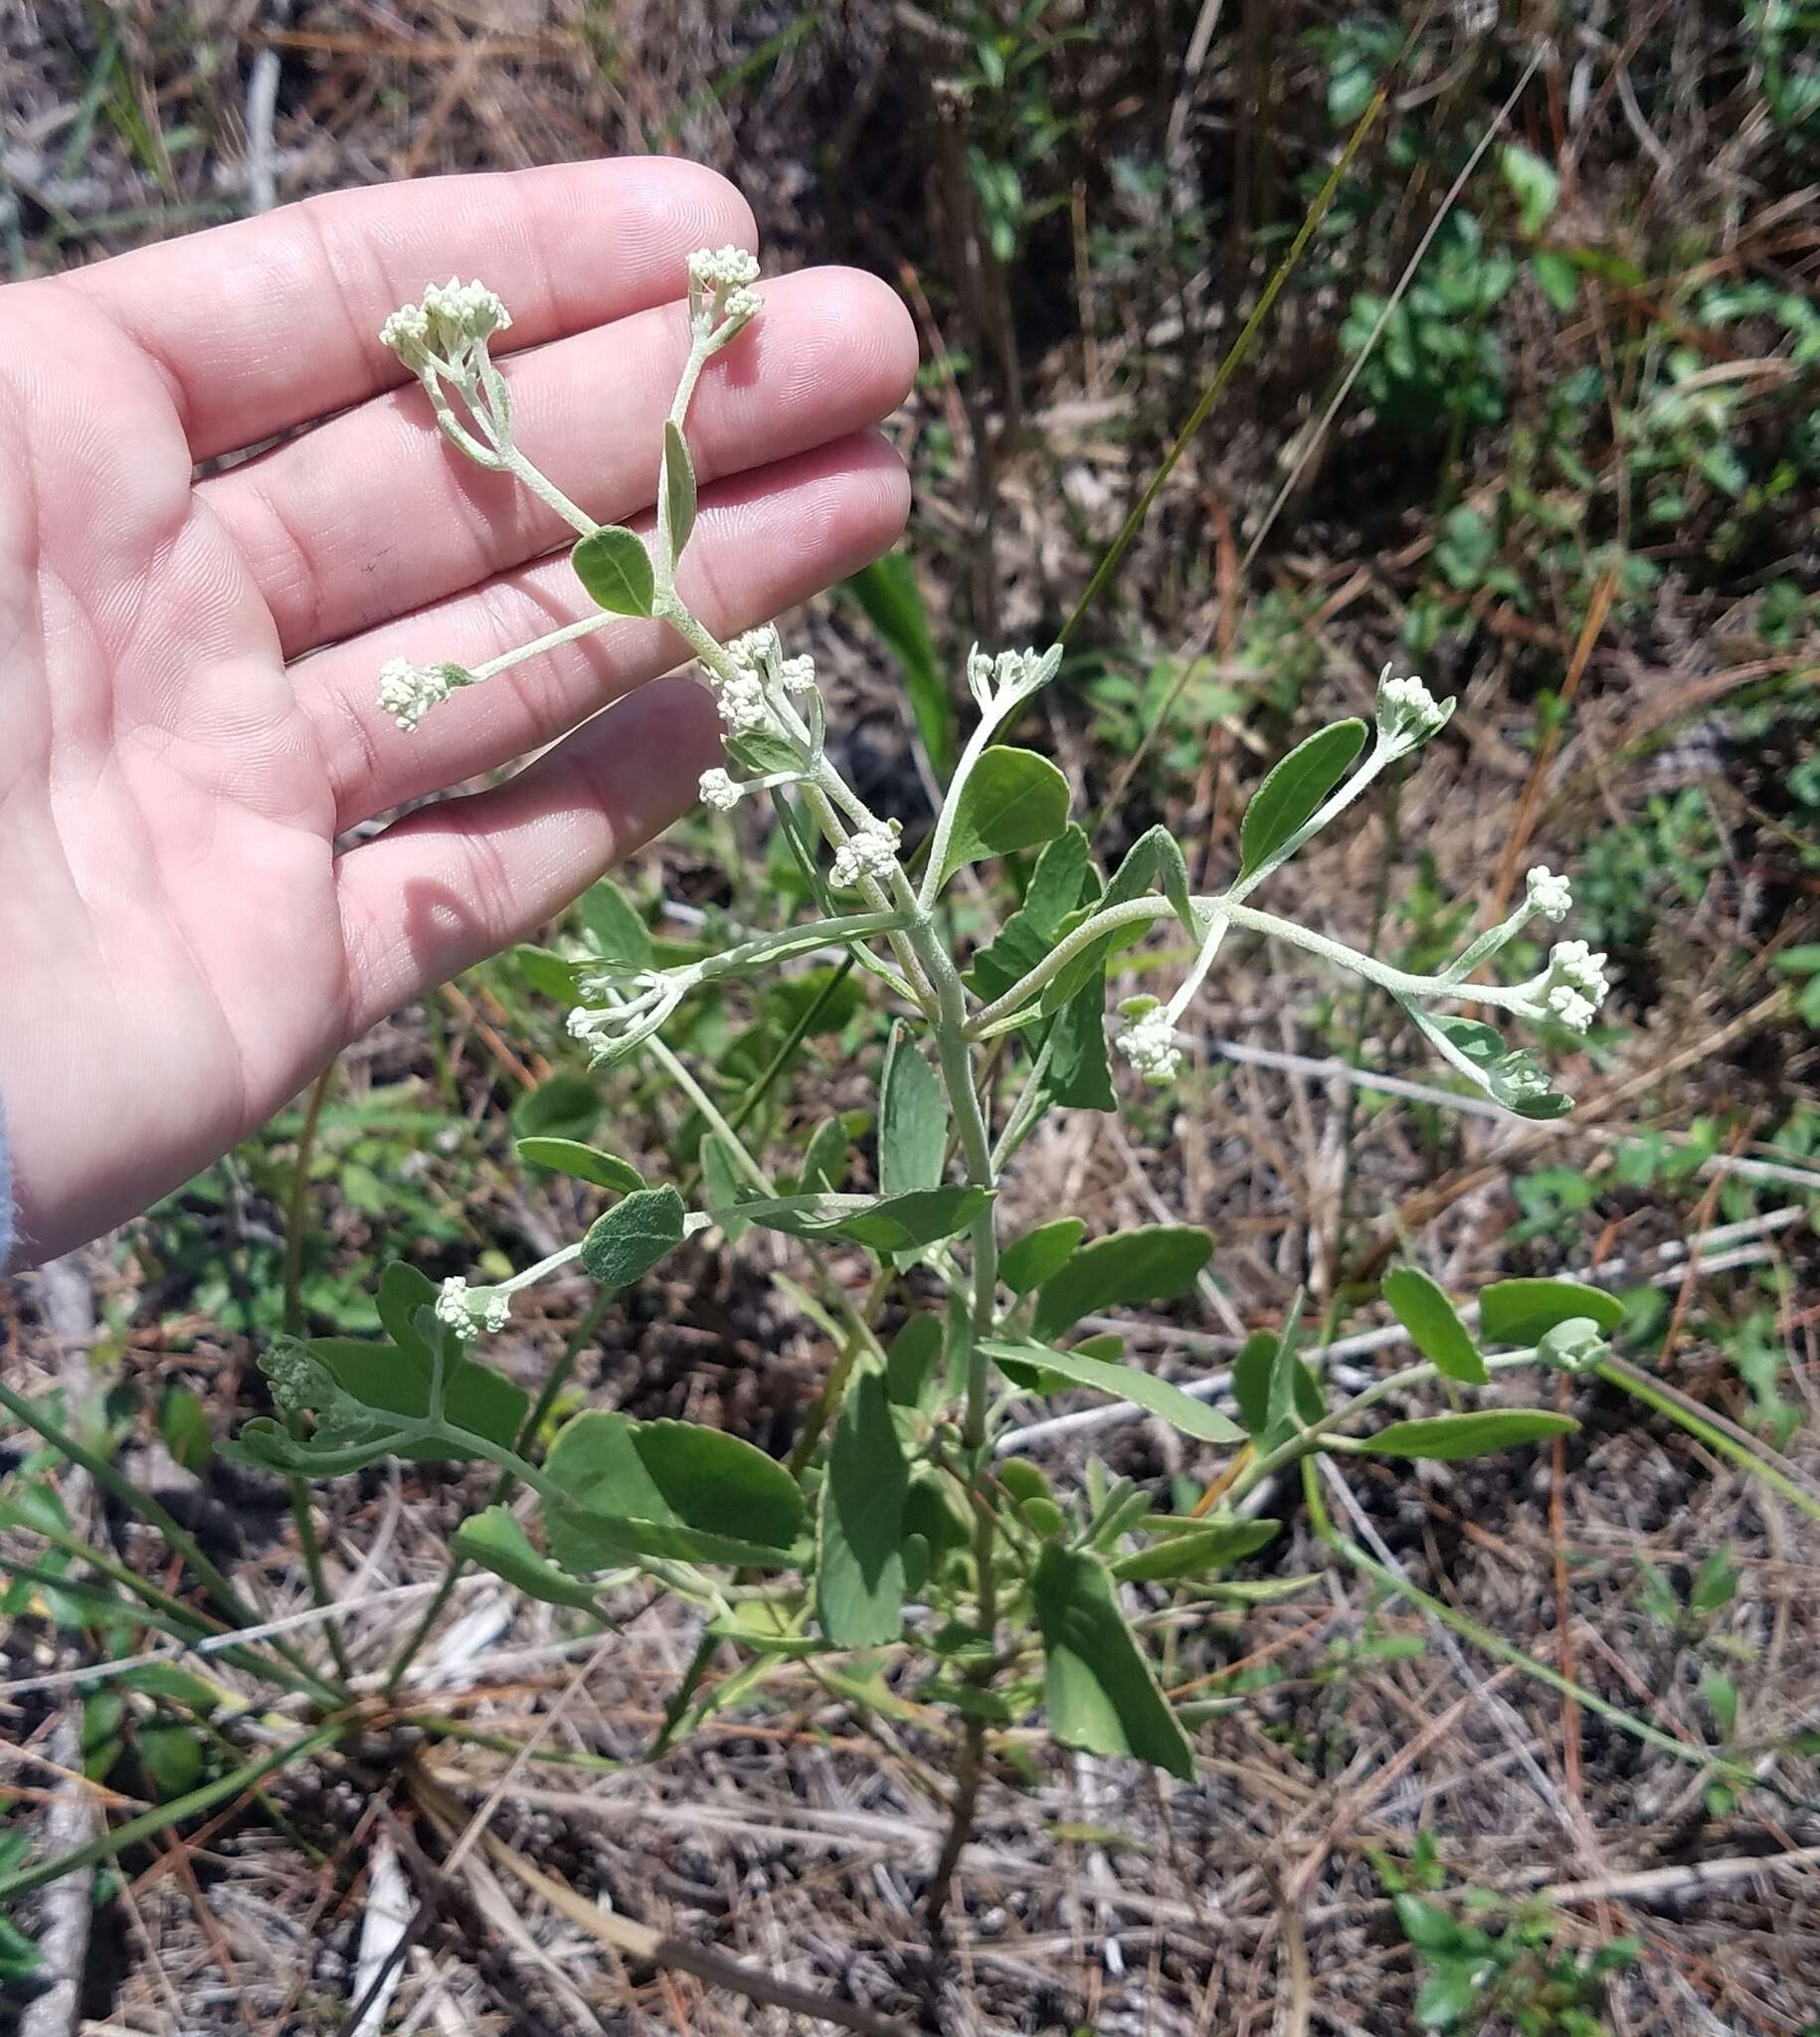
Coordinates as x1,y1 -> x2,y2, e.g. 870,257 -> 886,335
1032,1545 -> 1194,1779
1480,1277 -> 1625,1347
1001,1217 -> 1087,1296
938,746 -> 1071,885
455,1506 -> 605,1608
572,524 -> 655,616
1030,1224 -> 1213,1342
1238,719 -> 1367,878
516,1137 -> 643,1195
1362,1410 -> 1577,1461
817,1371 -> 910,1647
661,420 -> 697,557
1381,1266 -> 1488,1386
579,1186 -> 686,1291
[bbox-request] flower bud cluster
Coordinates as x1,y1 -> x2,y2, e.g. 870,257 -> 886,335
378,657 -> 477,734
829,818 -> 903,892
380,278 -> 511,374
687,246 -> 764,347
435,1274 -> 510,1336
1525,865 -> 1573,923
1539,939 -> 1610,1032
1374,664 -> 1455,753
1113,998 -> 1183,1085
965,643 -> 1063,717
699,767 -> 744,812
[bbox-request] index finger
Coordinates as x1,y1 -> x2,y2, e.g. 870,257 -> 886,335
59,158 -> 755,462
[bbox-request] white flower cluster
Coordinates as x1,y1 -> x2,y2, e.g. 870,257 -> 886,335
728,626 -> 815,693
829,818 -> 903,891
1525,865 -> 1573,923
687,246 -> 763,337
714,669 -> 771,736
965,643 -> 1063,716
435,1274 -> 510,1336
699,767 -> 743,812
1114,1002 -> 1183,1085
380,278 -> 511,370
378,657 -> 474,734
1540,939 -> 1609,1032
1374,664 -> 1454,751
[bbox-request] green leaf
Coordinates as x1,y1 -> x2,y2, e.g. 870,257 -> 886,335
1237,720 -> 1367,878
1362,1410 -> 1577,1461
1231,1322 -> 1324,1444
967,826 -> 1093,1001
817,1371 -> 909,1646
1112,1518 -> 1280,1583
842,553 -> 955,778
510,1072 -> 601,1143
1381,1267 -> 1489,1386
798,1116 -> 849,1196
875,1317 -> 938,1413
1104,824 -> 1197,933
985,1341 -> 1242,1444
578,878 -> 653,972
879,1024 -> 947,1198
138,1724 -> 205,1800
572,524 -> 654,616
1001,1217 -> 1087,1296
579,1187 -> 686,1290
1030,1224 -> 1213,1342
309,1334 -> 529,1456
1031,1545 -> 1195,1779
455,1506 -> 606,1607
721,1187 -> 992,1253
938,746 -> 1071,886
661,419 -> 697,557
1045,977 -> 1117,1111
1479,1277 -> 1624,1347
158,1385 -> 212,1473
1532,249 -> 1579,311
1501,140 -> 1559,236
516,1137 -> 643,1195
702,1134 -> 750,1243
513,945 -> 584,1003
543,1410 -> 807,1573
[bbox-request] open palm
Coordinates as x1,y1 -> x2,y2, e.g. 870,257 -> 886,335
0,160 -> 915,1267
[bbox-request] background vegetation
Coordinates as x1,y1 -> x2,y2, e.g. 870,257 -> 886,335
1,3 -> 1816,2032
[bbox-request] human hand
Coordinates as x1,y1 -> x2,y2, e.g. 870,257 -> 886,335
0,161 -> 916,1268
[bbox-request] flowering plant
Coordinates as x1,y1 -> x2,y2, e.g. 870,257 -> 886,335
232,251 -> 1625,1919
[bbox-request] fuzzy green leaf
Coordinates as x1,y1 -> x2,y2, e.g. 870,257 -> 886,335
721,1187 -> 991,1253
1238,719 -> 1367,878
1381,1267 -> 1489,1386
578,878 -> 653,972
579,1186 -> 687,1291
939,746 -> 1071,885
1032,1545 -> 1195,1779
572,524 -> 654,616
661,420 -> 697,557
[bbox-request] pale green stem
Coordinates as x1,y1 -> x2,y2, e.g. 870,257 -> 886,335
1221,1347 -> 1543,1506
967,894 -> 1176,1037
